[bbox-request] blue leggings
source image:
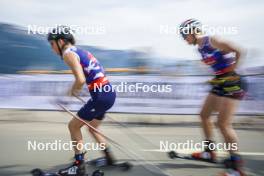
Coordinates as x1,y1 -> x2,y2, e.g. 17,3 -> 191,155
77,84 -> 116,121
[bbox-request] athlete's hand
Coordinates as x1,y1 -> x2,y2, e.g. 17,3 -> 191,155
67,87 -> 82,97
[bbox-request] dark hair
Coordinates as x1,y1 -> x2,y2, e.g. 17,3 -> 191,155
62,38 -> 75,45
47,26 -> 75,45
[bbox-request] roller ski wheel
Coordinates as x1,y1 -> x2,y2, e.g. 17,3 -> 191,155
168,151 -> 178,159
92,170 -> 104,176
31,168 -> 44,176
116,162 -> 133,171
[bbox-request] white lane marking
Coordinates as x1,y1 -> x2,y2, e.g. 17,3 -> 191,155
141,149 -> 264,156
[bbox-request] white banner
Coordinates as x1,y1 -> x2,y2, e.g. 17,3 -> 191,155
0,74 -> 263,115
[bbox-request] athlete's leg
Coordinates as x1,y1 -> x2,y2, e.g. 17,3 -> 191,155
87,118 -> 115,164
58,118 -> 86,175
87,119 -> 106,146
200,93 -> 220,140
68,118 -> 85,154
217,97 -> 246,175
191,93 -> 221,161
217,97 -> 239,154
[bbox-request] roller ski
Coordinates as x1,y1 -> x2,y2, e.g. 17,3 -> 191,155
31,168 -> 103,176
168,150 -> 218,164
31,152 -> 104,176
31,161 -> 104,176
88,157 -> 133,171
168,139 -> 220,164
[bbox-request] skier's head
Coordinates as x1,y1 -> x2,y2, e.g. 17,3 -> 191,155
47,26 -> 75,56
179,19 -> 202,45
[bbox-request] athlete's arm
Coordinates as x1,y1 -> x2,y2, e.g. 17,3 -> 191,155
63,52 -> 86,96
210,37 -> 241,69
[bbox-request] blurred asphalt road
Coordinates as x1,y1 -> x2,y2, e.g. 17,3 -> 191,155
0,110 -> 263,176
